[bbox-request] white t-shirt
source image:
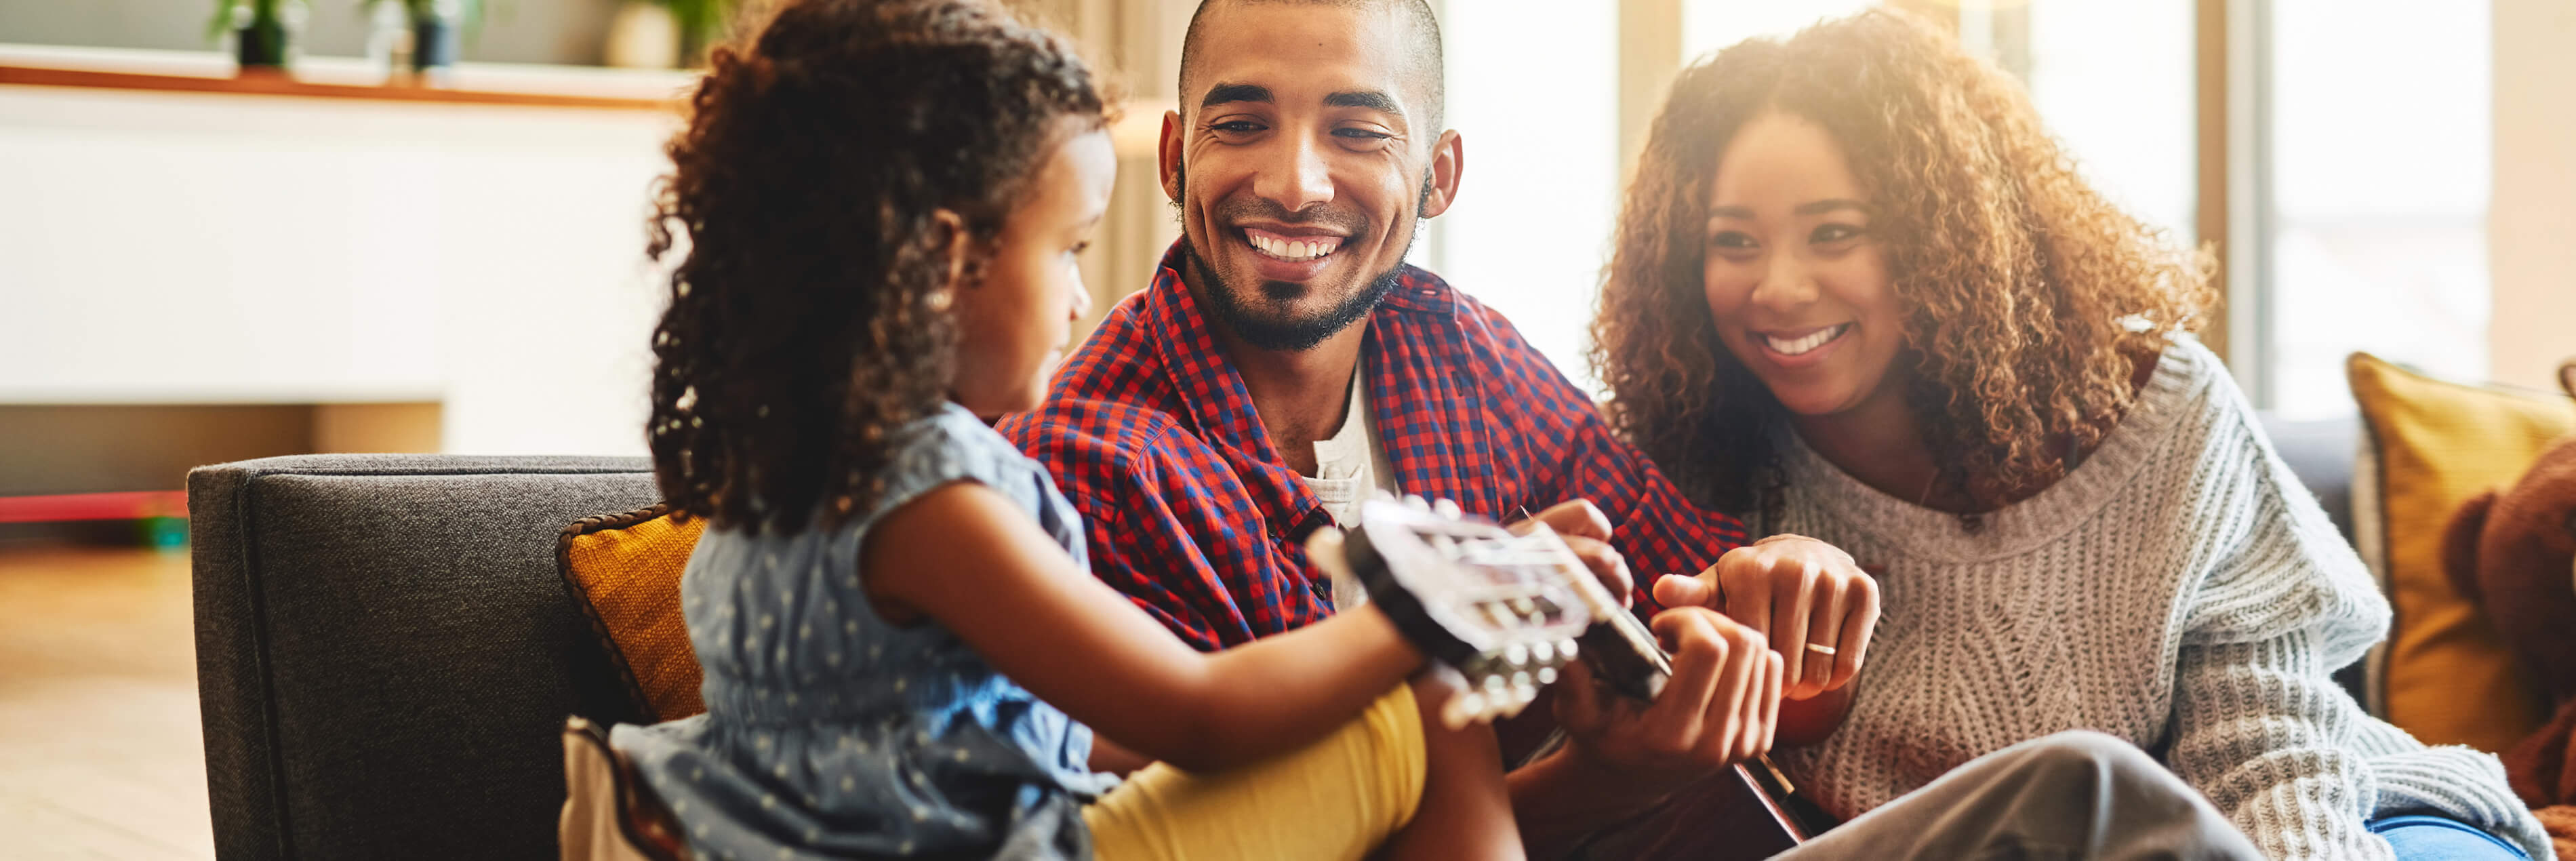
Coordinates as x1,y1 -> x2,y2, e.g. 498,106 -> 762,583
1298,360 -> 1401,609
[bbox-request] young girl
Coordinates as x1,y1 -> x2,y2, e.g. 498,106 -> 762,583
1590,10 -> 2545,861
609,1 -> 1518,858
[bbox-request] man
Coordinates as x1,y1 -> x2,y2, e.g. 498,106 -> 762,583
1000,2 -> 2262,857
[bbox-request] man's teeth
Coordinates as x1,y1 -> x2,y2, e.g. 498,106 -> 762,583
1765,324 -> 1851,357
1248,233 -> 1340,262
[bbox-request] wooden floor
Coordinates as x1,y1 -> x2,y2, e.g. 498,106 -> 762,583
0,544 -> 215,860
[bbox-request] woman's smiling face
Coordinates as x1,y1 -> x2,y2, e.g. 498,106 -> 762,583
1701,110 -> 1908,420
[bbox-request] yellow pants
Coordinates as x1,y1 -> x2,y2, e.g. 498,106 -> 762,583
1083,685 -> 1426,861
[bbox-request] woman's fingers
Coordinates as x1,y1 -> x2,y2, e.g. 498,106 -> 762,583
1799,572 -> 1845,698
1830,574 -> 1882,689
1757,649 -> 1784,757
1773,556 -> 1817,695
1718,548 -> 1773,641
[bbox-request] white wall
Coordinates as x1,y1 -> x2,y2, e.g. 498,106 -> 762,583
0,59 -> 684,455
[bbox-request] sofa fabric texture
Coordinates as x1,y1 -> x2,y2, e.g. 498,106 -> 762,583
190,455 -> 661,860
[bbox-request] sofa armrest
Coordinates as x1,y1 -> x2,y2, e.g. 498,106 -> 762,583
190,454 -> 660,861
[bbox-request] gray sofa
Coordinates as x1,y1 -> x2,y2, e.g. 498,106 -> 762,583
189,455 -> 661,860
186,417 -> 2363,860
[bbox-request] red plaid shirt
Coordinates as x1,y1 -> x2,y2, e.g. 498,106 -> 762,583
997,240 -> 1749,650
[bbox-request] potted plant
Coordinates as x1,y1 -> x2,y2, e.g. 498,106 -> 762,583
606,0 -> 732,68
207,0 -> 308,72
362,0 -> 489,81
660,0 -> 732,66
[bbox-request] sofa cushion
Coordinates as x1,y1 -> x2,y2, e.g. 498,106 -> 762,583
559,504 -> 706,723
2348,353 -> 2575,753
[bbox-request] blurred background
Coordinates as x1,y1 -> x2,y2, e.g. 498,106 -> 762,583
1,0 -> 2569,856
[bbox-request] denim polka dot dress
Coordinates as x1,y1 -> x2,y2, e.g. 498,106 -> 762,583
615,403 -> 1117,860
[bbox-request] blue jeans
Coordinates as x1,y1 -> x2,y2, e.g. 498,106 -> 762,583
2371,814 -> 2531,860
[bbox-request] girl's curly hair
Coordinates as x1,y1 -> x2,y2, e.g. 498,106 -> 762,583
1589,9 -> 2215,520
646,0 -> 1109,534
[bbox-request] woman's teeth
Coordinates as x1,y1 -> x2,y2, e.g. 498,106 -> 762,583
1765,323 -> 1853,357
1248,233 -> 1340,262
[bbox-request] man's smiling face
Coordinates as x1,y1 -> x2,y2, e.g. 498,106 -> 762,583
1161,1 -> 1457,352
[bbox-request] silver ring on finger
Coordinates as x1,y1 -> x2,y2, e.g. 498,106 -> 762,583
1803,643 -> 1838,656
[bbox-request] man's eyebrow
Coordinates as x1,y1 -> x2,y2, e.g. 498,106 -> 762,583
1324,89 -> 1403,115
1201,83 -> 1273,109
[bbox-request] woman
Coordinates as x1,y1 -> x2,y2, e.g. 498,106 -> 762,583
1590,10 -> 2547,860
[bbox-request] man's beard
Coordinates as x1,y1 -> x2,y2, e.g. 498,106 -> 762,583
1182,241 -> 1407,353
1175,167 -> 1430,353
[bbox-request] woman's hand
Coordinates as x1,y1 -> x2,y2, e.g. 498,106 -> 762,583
1653,534 -> 1878,700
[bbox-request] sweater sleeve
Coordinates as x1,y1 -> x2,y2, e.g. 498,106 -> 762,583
2167,407 -> 2547,860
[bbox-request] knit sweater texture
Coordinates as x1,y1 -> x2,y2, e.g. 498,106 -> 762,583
1764,339 -> 2547,860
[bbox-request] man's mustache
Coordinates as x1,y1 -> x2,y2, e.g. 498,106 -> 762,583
1211,195 -> 1369,236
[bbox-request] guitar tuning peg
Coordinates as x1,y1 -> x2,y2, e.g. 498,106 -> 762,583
1511,670 -> 1533,689
1535,666 -> 1558,685
1432,498 -> 1463,519
1403,494 -> 1431,512
1504,643 -> 1530,667
1557,639 -> 1580,661
1531,641 -> 1556,663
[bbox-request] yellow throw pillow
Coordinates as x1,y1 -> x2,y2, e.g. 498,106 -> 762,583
2350,353 -> 2576,752
559,504 -> 707,722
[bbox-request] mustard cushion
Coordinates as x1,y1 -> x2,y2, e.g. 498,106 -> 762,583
559,504 -> 707,722
2350,352 -> 2576,752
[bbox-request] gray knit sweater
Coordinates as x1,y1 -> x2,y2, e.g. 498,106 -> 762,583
1763,340 -> 2547,860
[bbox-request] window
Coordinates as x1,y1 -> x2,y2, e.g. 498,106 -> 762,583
2019,1 -> 2198,241
1683,0 -> 1876,60
1430,0 -> 1620,389
2263,0 -> 2491,418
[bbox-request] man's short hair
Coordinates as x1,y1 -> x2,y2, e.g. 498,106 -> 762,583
1178,0 -> 1445,134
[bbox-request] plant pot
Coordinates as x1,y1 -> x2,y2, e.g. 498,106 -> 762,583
603,1 -> 679,69
410,14 -> 460,80
232,6 -> 296,70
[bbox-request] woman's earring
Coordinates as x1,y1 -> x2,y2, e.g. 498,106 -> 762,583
925,288 -> 954,312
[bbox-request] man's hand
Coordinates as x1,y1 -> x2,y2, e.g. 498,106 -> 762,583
1552,605 -> 1782,784
1653,534 -> 1878,700
1511,499 -> 1632,607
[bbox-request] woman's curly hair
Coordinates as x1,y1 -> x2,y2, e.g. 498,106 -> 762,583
1589,9 -> 2215,520
646,0 -> 1109,534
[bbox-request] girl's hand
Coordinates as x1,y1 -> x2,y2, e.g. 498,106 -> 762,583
1653,534 -> 1878,700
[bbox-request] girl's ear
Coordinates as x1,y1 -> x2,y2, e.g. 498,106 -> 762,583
931,208 -> 971,293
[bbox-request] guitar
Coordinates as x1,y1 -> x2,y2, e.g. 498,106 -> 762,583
1311,496 -> 1840,849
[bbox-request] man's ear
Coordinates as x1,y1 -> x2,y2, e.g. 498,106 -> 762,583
1418,129 -> 1464,219
931,208 -> 970,290
1159,109 -> 1186,205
